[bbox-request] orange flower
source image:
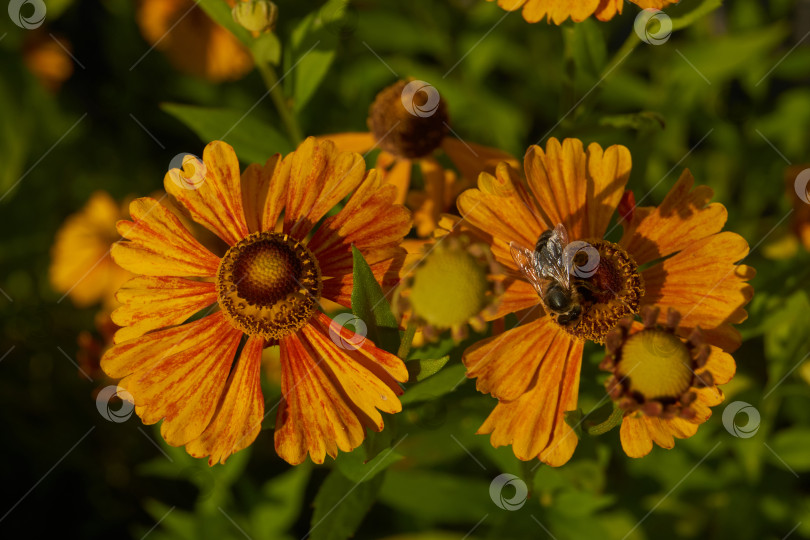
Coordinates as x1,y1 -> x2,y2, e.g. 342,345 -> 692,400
23,30 -> 74,92
137,0 -> 253,81
490,0 -> 679,24
601,306 -> 736,458
50,191 -> 133,308
457,137 -> 754,466
101,137 -> 411,465
323,80 -> 518,237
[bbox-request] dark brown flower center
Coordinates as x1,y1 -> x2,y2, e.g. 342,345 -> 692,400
367,79 -> 449,159
216,232 -> 321,340
557,239 -> 644,344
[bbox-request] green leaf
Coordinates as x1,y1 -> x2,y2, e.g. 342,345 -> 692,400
599,111 -> 666,131
400,364 -> 466,405
406,356 -> 450,383
197,0 -> 253,47
769,428 -> 810,472
162,103 -> 292,163
252,32 -> 282,66
287,1 -> 343,112
251,466 -> 311,539
310,469 -> 383,540
350,246 -> 400,354
336,443 -> 404,484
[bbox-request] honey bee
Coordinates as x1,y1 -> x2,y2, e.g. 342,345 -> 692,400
510,223 -> 595,326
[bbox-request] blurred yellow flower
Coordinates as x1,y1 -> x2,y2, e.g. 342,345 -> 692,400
23,31 -> 73,92
136,0 -> 253,81
101,138 -> 411,465
50,191 -> 132,308
457,137 -> 754,466
490,0 -> 679,24
322,79 -> 518,237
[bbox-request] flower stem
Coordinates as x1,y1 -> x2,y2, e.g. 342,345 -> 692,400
257,61 -> 304,145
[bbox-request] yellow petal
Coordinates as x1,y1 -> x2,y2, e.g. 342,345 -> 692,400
621,170 -> 729,265
111,276 -> 217,344
318,132 -> 376,154
164,141 -> 250,246
620,415 -> 653,458
642,232 -> 755,351
281,137 -> 367,240
113,197 -> 220,277
463,316 -> 568,401
241,155 -> 281,234
186,336 -> 265,465
107,312 -> 243,446
477,337 -> 584,466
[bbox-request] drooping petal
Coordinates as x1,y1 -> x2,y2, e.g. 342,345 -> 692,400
620,415 -> 654,458
185,336 -> 265,465
281,137 -> 368,240
381,153 -> 412,206
319,132 -> 376,154
111,276 -> 217,343
308,168 -> 411,280
463,316 -> 569,401
702,345 -> 736,386
273,313 -> 408,465
112,197 -> 220,277
621,170 -> 729,265
644,416 -> 675,450
441,137 -> 518,183
164,141 -> 250,246
476,337 -> 584,466
524,138 -> 631,240
642,232 -> 755,351
241,155 -> 282,234
457,162 -> 547,270
105,312 -> 242,446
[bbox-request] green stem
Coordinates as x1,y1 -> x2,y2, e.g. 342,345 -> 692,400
257,61 -> 304,145
587,406 -> 625,436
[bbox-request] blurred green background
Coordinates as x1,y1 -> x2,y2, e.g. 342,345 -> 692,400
2,0 -> 810,538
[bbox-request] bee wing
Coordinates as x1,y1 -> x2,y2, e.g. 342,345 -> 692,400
537,225 -> 571,289
509,241 -> 546,296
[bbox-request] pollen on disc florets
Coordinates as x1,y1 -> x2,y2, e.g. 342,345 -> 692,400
600,307 -> 714,420
216,231 -> 322,340
367,79 -> 449,160
558,239 -> 644,344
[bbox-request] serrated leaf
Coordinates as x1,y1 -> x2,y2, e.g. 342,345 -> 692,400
406,356 -> 450,383
162,103 -> 292,163
310,469 -> 383,540
350,246 -> 400,354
